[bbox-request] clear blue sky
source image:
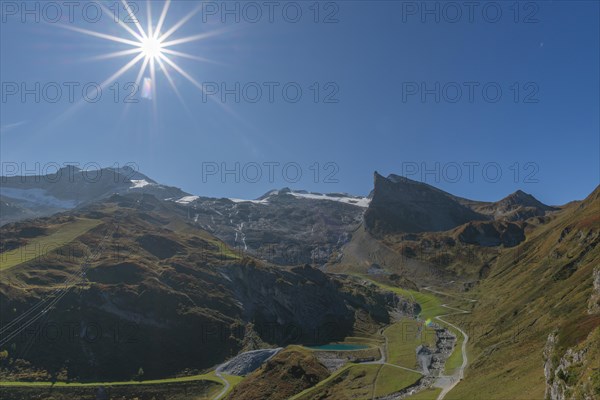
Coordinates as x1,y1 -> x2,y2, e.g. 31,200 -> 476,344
1,1 -> 598,205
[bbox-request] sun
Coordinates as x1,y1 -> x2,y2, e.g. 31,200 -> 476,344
54,0 -> 227,109
140,36 -> 163,60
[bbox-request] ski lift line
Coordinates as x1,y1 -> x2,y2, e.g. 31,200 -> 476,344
0,242 -> 108,335
0,227 -> 115,332
0,260 -> 93,334
0,227 -> 116,347
0,228 -> 114,335
14,250 -> 111,359
0,229 -> 115,348
0,192 -> 147,347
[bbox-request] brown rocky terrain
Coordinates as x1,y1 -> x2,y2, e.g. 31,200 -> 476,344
226,346 -> 330,400
0,194 -> 412,382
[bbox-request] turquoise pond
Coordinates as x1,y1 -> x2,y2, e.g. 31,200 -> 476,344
306,344 -> 369,351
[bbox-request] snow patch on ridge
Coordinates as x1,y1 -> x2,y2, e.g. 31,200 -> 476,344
288,192 -> 371,208
176,195 -> 200,204
130,179 -> 152,189
227,190 -> 370,208
228,198 -> 269,205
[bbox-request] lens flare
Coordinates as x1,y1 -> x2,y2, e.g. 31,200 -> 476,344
55,0 -> 226,110
141,77 -> 153,100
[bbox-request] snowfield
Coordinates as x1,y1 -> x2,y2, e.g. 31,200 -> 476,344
287,191 -> 371,208
174,190 -> 371,208
228,198 -> 270,205
227,190 -> 370,207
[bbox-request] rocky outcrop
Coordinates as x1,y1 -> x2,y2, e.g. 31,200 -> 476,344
544,329 -> 600,400
364,173 -> 486,234
456,220 -> 525,247
217,348 -> 282,376
225,262 -> 358,344
226,347 -> 331,400
544,331 -> 561,400
377,324 -> 457,400
224,263 -> 404,345
416,345 -> 433,374
178,190 -> 365,266
588,267 -> 600,314
475,190 -> 556,221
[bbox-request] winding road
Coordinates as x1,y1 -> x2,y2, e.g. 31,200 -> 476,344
421,287 -> 475,400
434,306 -> 470,400
213,286 -> 473,400
212,367 -> 230,400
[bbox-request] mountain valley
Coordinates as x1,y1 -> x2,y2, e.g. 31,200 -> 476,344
0,168 -> 598,400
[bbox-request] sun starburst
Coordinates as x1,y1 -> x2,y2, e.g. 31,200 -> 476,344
139,36 -> 163,60
56,0 -> 226,109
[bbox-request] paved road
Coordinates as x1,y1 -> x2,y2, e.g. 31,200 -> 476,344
212,367 -> 230,400
432,304 -> 470,400
421,286 -> 475,399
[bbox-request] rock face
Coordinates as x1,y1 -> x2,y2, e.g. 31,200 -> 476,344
416,345 -> 433,374
544,331 -> 562,400
224,263 -> 359,345
588,267 -> 600,314
363,172 -> 555,237
176,190 -> 365,266
217,348 -> 282,376
543,329 -> 600,400
456,220 -> 525,247
364,173 -> 486,234
377,325 -> 456,400
226,347 -> 331,400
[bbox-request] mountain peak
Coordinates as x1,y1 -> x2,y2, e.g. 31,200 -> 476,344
366,171 -> 485,234
500,190 -> 550,210
59,164 -> 81,172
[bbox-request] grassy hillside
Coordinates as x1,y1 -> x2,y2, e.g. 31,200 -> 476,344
0,379 -> 222,399
0,194 -> 398,384
334,186 -> 599,399
226,346 -> 330,400
384,318 -> 437,370
446,187 -> 600,399
374,365 -> 422,397
292,363 -> 421,400
0,218 -> 101,271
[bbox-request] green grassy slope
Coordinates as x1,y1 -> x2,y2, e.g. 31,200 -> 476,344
374,364 -> 422,397
447,187 -> 600,399
384,319 -> 437,370
226,346 -> 329,400
1,218 -> 101,271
